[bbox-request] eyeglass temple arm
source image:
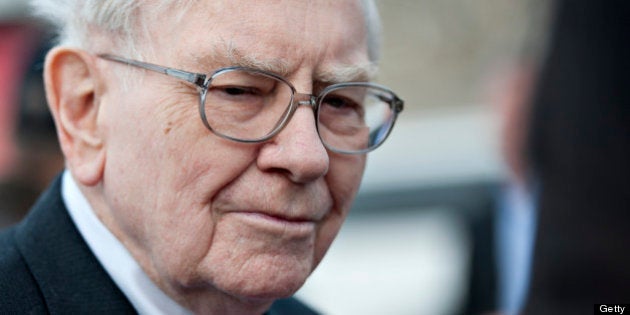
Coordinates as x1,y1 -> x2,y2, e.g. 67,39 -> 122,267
374,93 -> 404,113
97,54 -> 208,87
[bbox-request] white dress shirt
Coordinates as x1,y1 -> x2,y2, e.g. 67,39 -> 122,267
62,170 -> 192,315
496,182 -> 538,315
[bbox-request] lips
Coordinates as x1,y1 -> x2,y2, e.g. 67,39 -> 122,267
225,210 -> 317,236
244,211 -> 317,224
214,194 -> 330,225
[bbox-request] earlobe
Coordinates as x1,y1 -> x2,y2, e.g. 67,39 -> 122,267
44,47 -> 106,186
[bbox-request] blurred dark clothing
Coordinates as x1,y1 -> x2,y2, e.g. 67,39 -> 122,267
0,181 -> 40,227
463,192 -> 498,315
523,0 -> 630,313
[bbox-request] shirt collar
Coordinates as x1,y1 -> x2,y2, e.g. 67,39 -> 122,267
62,170 -> 192,315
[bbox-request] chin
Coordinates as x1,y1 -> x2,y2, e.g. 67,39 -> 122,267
212,255 -> 314,302
236,280 -> 306,302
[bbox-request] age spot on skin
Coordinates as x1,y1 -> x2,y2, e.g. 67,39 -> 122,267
164,122 -> 173,135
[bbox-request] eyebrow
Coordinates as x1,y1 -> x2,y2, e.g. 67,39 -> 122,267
191,42 -> 377,84
316,62 -> 378,84
192,43 -> 290,76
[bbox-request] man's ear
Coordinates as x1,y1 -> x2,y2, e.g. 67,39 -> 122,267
44,47 -> 105,186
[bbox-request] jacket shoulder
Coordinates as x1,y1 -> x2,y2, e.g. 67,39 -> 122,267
269,297 -> 320,315
3,175 -> 137,314
0,227 -> 48,313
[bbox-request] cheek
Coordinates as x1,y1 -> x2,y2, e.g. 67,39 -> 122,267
100,89 -> 261,285
102,85 -> 211,216
326,154 -> 366,211
313,154 -> 366,264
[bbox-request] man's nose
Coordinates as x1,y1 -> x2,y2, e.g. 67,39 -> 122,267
256,100 -> 329,183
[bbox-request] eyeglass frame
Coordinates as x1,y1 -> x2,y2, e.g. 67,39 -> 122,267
97,53 -> 404,154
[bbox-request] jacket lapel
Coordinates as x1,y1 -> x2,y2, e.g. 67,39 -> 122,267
14,175 -> 136,314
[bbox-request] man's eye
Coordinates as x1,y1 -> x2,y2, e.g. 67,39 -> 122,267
323,95 -> 360,110
324,96 -> 346,108
222,86 -> 257,96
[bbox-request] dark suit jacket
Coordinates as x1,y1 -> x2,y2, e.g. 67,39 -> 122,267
0,175 -> 318,314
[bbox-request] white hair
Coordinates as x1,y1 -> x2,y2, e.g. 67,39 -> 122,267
29,0 -> 192,57
30,0 -> 382,62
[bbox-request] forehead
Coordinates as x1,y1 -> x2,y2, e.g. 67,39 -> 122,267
150,0 -> 371,80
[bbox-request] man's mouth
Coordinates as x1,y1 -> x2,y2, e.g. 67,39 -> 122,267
226,210 -> 317,236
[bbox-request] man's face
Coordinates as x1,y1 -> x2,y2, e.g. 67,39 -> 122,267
95,0 -> 369,306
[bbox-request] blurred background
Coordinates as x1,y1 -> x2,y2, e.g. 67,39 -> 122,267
0,1 -> 560,314
0,0 -> 64,226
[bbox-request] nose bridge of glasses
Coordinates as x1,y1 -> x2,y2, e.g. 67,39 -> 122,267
293,92 -> 317,108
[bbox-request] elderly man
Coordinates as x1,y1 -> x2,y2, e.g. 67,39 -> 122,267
0,0 -> 403,314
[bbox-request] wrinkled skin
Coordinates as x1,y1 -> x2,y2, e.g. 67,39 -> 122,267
56,1 -> 372,314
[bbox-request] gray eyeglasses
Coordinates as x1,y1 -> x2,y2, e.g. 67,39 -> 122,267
98,54 -> 404,154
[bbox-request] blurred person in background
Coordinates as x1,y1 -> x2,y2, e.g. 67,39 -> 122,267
0,1 -> 63,227
522,0 -> 630,313
484,0 -> 629,313
0,0 -> 32,175
457,60 -> 540,315
465,2 -> 553,312
490,60 -> 539,315
0,0 -> 404,314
